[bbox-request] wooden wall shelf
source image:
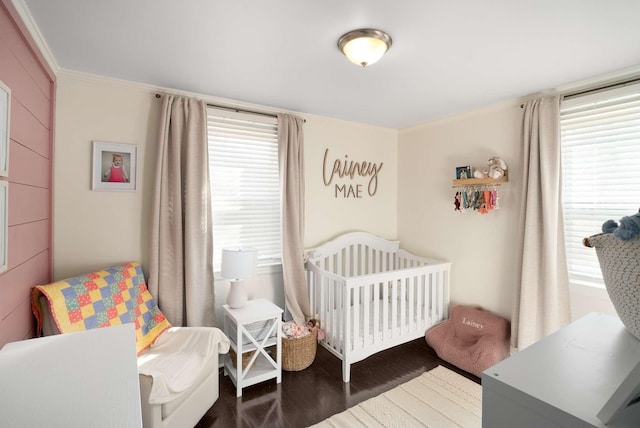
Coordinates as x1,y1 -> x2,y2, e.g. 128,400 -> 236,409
452,170 -> 508,187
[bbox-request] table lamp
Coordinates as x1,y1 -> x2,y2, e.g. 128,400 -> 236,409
221,246 -> 257,308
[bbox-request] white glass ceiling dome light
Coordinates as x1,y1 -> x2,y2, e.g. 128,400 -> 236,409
221,246 -> 257,309
338,28 -> 392,67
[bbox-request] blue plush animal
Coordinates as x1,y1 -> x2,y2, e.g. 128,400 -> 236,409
602,210 -> 640,240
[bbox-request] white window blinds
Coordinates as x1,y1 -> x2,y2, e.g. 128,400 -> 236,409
560,82 -> 640,286
207,107 -> 281,271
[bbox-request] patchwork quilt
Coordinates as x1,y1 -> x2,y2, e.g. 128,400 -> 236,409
32,262 -> 171,354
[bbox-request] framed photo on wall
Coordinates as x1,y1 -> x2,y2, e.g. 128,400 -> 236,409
0,80 -> 10,177
92,141 -> 137,191
0,181 -> 8,273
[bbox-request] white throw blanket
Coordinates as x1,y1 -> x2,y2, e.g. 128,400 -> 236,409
137,327 -> 230,404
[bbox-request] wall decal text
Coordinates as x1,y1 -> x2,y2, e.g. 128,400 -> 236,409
322,148 -> 383,198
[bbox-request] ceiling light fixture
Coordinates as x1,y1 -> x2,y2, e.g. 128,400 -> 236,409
338,28 -> 392,67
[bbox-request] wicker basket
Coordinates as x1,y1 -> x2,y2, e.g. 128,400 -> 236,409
282,328 -> 318,371
229,349 -> 256,370
584,233 -> 640,340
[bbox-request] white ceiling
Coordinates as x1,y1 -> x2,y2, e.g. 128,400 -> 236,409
21,0 -> 640,129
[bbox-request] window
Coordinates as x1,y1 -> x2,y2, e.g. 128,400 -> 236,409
207,107 -> 281,271
560,82 -> 640,287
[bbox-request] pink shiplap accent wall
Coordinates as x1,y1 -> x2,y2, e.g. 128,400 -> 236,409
0,0 -> 55,347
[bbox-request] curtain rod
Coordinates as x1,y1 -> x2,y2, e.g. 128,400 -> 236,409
155,93 -> 305,122
207,102 -> 306,122
520,76 -> 640,108
206,102 -> 277,119
562,76 -> 640,100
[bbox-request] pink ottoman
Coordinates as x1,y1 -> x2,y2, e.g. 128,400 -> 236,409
425,305 -> 510,377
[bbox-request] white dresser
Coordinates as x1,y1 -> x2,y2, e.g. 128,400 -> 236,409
482,313 -> 640,427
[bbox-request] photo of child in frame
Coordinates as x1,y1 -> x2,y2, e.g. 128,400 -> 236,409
92,141 -> 137,191
101,151 -> 131,183
455,166 -> 472,180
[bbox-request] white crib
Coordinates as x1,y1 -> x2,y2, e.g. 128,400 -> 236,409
305,232 -> 451,382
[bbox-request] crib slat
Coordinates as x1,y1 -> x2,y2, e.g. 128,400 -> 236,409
338,278 -> 343,346
415,275 -> 420,330
373,282 -> 380,346
328,254 -> 334,279
420,273 -> 426,324
344,285 -> 351,355
398,278 -> 401,331
384,250 -> 389,272
400,278 -> 405,333
391,279 -> 398,337
437,270 -> 442,320
325,275 -> 331,346
380,281 -> 385,344
407,275 -> 418,331
362,284 -> 369,347
438,270 -> 444,320
333,278 -> 338,345
353,286 -> 359,351
440,271 -> 446,319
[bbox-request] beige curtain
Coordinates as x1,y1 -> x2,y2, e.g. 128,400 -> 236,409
148,95 -> 216,327
512,96 -> 571,350
278,114 -> 311,326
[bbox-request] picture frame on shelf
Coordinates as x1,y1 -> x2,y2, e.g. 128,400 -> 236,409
0,80 -> 10,177
92,141 -> 137,191
455,166 -> 472,180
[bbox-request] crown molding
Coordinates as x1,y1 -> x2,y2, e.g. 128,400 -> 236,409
10,0 -> 59,74
400,98 -> 522,132
58,68 -> 164,93
404,65 -> 640,132
57,68 -> 310,120
552,65 -> 640,96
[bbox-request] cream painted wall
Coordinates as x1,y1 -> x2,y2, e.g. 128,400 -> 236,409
54,75 -> 160,280
54,72 -> 398,327
304,116 -> 397,248
397,103 -> 523,320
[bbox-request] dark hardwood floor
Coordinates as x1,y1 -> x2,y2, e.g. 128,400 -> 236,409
195,338 -> 480,428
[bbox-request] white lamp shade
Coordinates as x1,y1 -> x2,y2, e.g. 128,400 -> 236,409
221,247 -> 257,280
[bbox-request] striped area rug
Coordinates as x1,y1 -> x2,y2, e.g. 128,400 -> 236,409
310,366 -> 482,428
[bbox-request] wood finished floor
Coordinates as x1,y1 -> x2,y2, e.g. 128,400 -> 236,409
195,338 -> 480,428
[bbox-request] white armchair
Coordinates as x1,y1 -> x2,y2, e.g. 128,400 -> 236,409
136,327 -> 229,428
138,336 -> 223,428
32,262 -> 230,428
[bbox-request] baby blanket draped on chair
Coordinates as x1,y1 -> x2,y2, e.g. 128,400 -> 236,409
31,261 -> 231,409
31,262 -> 171,354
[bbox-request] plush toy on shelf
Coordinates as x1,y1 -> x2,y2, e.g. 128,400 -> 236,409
473,157 -> 508,179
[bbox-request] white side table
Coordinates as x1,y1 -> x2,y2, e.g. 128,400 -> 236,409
223,298 -> 283,397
